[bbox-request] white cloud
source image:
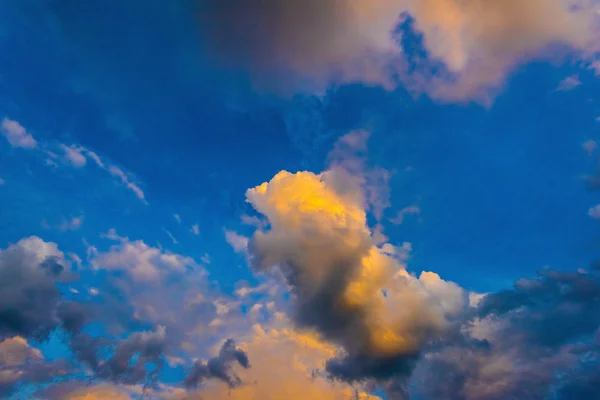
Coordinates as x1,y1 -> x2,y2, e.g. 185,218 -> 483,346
59,144 -> 87,168
1,118 -> 37,149
0,118 -> 145,203
107,165 -> 146,202
0,178 -> 4,185
588,204 -> 600,219
92,232 -> 199,282
174,214 -> 181,223
84,150 -> 105,168
190,224 -> 200,235
224,230 -> 249,254
83,149 -> 146,203
556,74 -> 582,91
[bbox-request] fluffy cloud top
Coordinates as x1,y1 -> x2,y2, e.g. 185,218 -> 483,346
245,169 -> 463,394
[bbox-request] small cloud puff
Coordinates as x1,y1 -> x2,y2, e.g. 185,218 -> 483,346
1,118 -> 37,149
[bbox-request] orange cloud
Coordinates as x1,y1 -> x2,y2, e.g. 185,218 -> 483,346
244,167 -> 465,392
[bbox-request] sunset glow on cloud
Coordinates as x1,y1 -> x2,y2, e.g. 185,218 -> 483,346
2,1 -> 600,399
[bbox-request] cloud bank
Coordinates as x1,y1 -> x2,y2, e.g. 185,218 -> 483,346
196,0 -> 599,100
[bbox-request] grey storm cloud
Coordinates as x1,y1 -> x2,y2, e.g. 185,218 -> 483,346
184,338 -> 250,389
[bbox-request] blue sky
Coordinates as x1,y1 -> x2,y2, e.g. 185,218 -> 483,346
2,1 -> 600,399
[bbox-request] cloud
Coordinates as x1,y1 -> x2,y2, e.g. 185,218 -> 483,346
107,165 -> 146,202
1,118 -> 37,148
41,382 -> 135,400
66,147 -> 146,203
0,336 -> 69,397
0,117 -> 146,202
92,232 -> 198,282
390,206 -> 421,225
60,144 -> 87,167
245,169 -> 461,393
177,322 -> 380,400
57,216 -> 84,232
582,139 -> 598,156
326,130 -> 391,222
184,338 -> 249,389
191,224 -> 200,235
195,0 -> 402,91
588,204 -> 600,219
224,230 -> 249,254
556,74 -> 582,91
0,236 -> 83,340
174,214 -> 181,223
164,229 -> 179,246
69,326 -> 168,387
196,0 -> 598,101
413,268 -> 600,399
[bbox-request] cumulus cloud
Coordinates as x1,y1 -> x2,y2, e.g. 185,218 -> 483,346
196,0 -> 599,100
1,117 -> 37,148
91,231 -> 199,282
0,236 -> 83,340
245,168 -> 463,394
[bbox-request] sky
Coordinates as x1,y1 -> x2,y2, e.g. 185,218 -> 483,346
2,1 -> 600,399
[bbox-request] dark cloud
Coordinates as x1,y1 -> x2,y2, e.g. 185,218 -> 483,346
185,338 -> 250,389
70,326 -> 168,387
414,268 -> 600,399
194,0 -> 402,91
0,336 -> 71,397
0,237 -> 81,340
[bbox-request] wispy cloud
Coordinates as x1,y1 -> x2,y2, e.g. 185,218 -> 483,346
59,144 -> 87,168
556,74 -> 582,92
